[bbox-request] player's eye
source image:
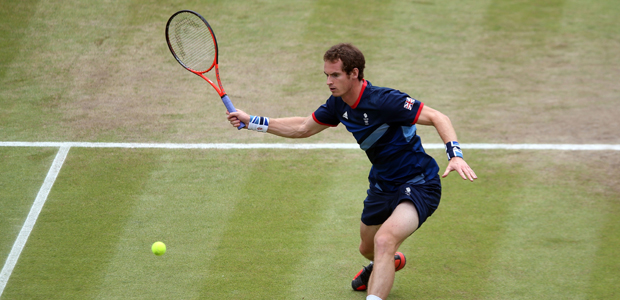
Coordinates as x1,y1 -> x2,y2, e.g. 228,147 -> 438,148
325,73 -> 339,78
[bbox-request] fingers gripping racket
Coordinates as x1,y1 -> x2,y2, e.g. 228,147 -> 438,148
165,10 -> 245,129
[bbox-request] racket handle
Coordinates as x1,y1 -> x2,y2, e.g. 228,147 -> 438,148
221,94 -> 245,130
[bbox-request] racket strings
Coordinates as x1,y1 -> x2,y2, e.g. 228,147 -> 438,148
168,13 -> 216,72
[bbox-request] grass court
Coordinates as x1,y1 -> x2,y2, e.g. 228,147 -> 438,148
1,0 -> 619,299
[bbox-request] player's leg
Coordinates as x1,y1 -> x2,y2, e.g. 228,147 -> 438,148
367,201 -> 420,299
351,223 -> 380,291
354,223 -> 407,292
359,222 -> 381,260
354,186 -> 411,292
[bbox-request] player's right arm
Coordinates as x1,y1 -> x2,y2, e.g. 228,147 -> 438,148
267,116 -> 329,138
227,110 -> 329,138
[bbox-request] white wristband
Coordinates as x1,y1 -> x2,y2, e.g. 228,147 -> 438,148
248,115 -> 269,132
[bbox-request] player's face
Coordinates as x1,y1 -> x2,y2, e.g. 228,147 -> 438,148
324,59 -> 358,98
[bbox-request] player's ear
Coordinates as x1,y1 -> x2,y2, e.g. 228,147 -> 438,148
350,68 -> 359,79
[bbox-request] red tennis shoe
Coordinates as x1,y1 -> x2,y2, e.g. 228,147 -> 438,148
351,252 -> 407,291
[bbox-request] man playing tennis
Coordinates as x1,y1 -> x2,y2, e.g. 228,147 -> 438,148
227,43 -> 477,300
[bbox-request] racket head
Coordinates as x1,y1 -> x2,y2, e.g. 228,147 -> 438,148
165,10 -> 218,73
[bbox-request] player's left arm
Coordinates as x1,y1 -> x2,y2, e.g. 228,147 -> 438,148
416,105 -> 477,181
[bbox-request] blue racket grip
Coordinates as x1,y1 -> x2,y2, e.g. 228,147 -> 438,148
222,94 -> 245,130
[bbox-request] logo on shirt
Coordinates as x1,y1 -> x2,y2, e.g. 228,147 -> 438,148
404,97 -> 415,110
363,113 -> 369,125
342,111 -> 348,120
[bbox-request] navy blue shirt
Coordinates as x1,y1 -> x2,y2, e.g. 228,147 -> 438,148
312,80 -> 440,192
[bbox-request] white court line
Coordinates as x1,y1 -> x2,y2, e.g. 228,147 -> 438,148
0,146 -> 70,297
0,141 -> 619,150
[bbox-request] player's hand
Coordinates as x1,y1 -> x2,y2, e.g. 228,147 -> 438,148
227,109 -> 250,129
442,157 -> 477,182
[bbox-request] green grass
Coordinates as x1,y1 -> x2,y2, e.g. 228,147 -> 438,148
0,147 -> 58,267
3,149 -> 160,299
1,0 -> 619,299
2,0 -> 618,144
2,149 -> 619,299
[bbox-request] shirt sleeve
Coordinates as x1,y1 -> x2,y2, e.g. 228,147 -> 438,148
382,91 -> 424,125
312,97 -> 340,127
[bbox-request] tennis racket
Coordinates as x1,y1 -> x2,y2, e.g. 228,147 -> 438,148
165,10 -> 245,129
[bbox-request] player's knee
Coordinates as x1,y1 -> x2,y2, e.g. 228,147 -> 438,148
359,242 -> 374,260
373,234 -> 397,255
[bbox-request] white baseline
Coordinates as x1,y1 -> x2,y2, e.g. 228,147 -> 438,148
1,141 -> 619,150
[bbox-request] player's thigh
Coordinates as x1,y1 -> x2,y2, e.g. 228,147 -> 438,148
375,201 -> 420,246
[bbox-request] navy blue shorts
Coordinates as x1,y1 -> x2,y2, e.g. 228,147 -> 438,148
361,176 -> 441,226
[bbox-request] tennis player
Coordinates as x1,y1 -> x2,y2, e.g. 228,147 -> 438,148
227,43 -> 477,300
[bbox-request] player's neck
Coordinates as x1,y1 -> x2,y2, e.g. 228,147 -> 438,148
342,79 -> 365,107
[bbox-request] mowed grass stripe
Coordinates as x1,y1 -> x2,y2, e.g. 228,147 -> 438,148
197,150 -> 341,298
482,152 -> 606,299
0,148 -> 58,271
0,0 -> 131,141
587,189 -> 620,298
1,148 -> 159,299
287,151 -> 369,299
0,0 -> 62,140
389,150 -> 514,299
94,150 -> 249,299
0,0 -> 40,79
474,2 -> 599,297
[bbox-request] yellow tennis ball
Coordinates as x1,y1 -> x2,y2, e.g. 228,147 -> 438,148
152,241 -> 166,256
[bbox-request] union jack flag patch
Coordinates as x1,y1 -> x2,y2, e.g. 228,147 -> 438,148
404,97 -> 415,110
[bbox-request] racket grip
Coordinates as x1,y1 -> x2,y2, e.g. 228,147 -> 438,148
221,94 -> 245,130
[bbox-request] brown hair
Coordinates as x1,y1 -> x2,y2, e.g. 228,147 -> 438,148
323,43 -> 365,80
